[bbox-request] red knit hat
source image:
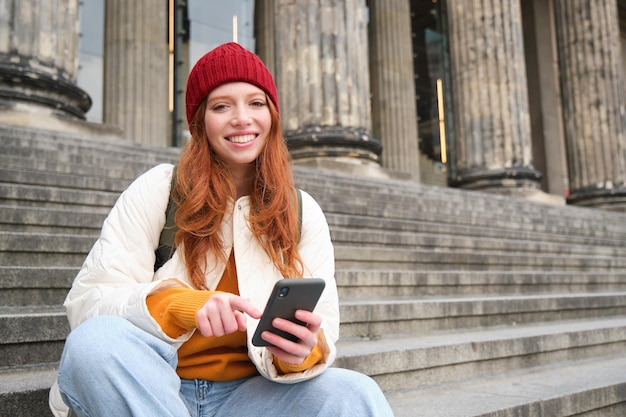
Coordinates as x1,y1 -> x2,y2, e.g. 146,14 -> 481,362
185,42 -> 279,127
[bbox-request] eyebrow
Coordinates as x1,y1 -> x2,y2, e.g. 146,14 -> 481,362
207,92 -> 266,103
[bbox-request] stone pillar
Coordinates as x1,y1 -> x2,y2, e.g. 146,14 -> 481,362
0,0 -> 90,119
553,0 -> 626,212
259,0 -> 381,165
254,0 -> 276,75
446,0 -> 542,191
368,0 -> 420,180
104,0 -> 169,146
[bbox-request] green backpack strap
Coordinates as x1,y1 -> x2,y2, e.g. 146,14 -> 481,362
154,172 -> 303,271
296,187 -> 302,240
154,166 -> 178,271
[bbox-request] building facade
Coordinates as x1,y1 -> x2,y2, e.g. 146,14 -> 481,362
1,0 -> 625,211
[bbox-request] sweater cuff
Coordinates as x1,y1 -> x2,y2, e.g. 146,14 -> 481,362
146,287 -> 216,338
273,331 -> 326,374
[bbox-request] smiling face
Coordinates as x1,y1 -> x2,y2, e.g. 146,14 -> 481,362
204,82 -> 272,178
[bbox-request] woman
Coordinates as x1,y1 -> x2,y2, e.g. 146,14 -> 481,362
50,42 -> 393,417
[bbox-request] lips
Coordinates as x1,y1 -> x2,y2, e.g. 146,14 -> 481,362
226,134 -> 256,144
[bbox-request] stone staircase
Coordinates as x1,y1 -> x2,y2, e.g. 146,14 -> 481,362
1,123 -> 626,416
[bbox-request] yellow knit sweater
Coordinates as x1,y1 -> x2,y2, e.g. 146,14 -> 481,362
146,253 -> 323,380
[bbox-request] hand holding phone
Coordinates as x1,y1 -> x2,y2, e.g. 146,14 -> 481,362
251,278 -> 325,347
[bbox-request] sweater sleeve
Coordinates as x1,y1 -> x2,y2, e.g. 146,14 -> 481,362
273,342 -> 324,374
146,287 -> 216,338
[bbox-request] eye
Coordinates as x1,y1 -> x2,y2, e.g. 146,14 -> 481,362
211,104 -> 228,111
250,100 -> 266,107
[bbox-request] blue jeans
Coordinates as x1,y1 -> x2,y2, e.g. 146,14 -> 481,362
58,316 -> 393,417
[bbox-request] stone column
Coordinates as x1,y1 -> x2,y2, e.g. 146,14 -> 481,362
259,0 -> 381,165
368,0 -> 420,180
0,0 -> 90,119
104,0 -> 169,146
254,0 -> 276,75
553,0 -> 626,212
446,0 -> 542,191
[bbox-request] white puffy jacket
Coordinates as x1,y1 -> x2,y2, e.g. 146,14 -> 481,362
49,163 -> 339,416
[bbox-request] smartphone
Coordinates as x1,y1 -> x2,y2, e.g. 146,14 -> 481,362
251,278 -> 326,347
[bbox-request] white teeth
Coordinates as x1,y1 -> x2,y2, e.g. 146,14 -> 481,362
227,134 -> 255,143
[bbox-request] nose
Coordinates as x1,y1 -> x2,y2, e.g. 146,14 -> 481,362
231,104 -> 252,126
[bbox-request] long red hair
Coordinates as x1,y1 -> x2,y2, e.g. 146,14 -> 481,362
173,96 -> 303,289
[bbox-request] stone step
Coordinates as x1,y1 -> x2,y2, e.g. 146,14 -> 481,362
0,232 -> 96,267
0,124 -> 179,162
385,353 -> 626,417
0,231 -> 97,254
329,226 -> 626,257
0,266 -> 76,306
334,244 -> 626,271
0,306 -> 68,368
335,269 -> 626,297
334,317 -> 626,393
0,182 -> 117,211
339,292 -> 626,339
1,136 -> 178,164
0,205 -> 104,235
0,364 -> 58,417
0,153 -> 163,183
0,167 -> 132,193
326,213 -> 625,249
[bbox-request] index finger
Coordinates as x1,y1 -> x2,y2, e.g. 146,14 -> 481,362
229,296 -> 262,319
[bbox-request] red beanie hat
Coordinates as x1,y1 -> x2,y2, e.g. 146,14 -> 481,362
185,42 -> 279,127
